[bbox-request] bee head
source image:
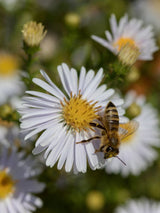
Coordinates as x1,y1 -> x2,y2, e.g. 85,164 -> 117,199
104,146 -> 119,159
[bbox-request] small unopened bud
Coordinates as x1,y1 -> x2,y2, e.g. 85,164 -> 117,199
65,13 -> 80,27
126,102 -> 141,119
22,21 -> 47,47
127,66 -> 140,82
118,43 -> 140,66
0,104 -> 13,118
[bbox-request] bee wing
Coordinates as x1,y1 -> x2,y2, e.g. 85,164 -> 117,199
119,120 -> 139,140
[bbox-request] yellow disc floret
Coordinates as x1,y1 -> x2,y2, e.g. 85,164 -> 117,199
61,92 -> 100,132
114,37 -> 137,51
22,21 -> 47,46
0,170 -> 15,199
0,53 -> 19,77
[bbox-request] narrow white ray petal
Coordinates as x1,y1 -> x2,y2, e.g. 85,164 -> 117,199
90,88 -> 114,103
110,14 -> 118,38
62,63 -> 75,93
24,119 -> 59,140
46,132 -> 67,167
40,125 -> 65,147
57,133 -> 71,170
65,135 -> 75,172
12,198 -> 26,213
78,66 -> 86,92
35,128 -> 57,147
91,35 -> 115,53
32,145 -> 47,155
75,133 -> 87,173
0,201 -> 8,213
21,114 -> 59,129
21,108 -> 60,120
83,70 -> 95,91
70,68 -> 78,95
26,91 -> 59,103
6,198 -> 17,213
44,127 -> 67,159
117,14 -> 128,37
33,78 -> 64,100
40,70 -> 65,98
57,63 -> 72,97
105,31 -> 113,42
83,68 -> 103,98
22,96 -> 58,107
85,141 -> 99,170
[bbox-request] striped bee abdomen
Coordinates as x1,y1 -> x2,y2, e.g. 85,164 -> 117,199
105,102 -> 119,131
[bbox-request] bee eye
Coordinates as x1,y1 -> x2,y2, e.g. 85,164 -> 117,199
106,146 -> 113,152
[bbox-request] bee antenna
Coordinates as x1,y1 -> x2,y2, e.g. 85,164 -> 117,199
115,156 -> 126,166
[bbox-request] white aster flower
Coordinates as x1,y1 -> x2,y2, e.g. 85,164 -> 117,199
115,198 -> 160,213
0,147 -> 45,213
105,91 -> 160,176
0,0 -> 25,11
19,63 -> 125,173
0,124 -> 34,149
0,52 -> 24,105
0,125 -> 8,145
0,98 -> 32,148
131,0 -> 160,33
92,14 -> 158,61
0,121 -> 13,147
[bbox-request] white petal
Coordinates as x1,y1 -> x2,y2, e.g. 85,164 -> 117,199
75,133 -> 87,173
33,78 -> 64,100
57,63 -> 72,96
83,68 -> 103,98
65,135 -> 75,172
40,69 -> 65,98
26,91 -> 59,103
91,35 -> 115,53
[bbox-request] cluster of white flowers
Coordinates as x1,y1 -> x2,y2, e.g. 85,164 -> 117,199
0,12 -> 159,213
115,198 -> 160,213
92,14 -> 158,61
105,91 -> 160,176
0,148 -> 45,213
19,63 -> 126,173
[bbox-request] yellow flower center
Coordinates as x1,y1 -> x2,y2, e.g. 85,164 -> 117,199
114,37 -> 137,51
0,54 -> 19,77
0,170 -> 15,199
61,92 -> 100,132
114,38 -> 140,66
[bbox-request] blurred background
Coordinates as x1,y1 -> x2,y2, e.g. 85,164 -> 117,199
0,0 -> 160,212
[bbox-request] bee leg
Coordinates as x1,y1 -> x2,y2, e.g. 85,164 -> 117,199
89,122 -> 105,130
76,136 -> 101,144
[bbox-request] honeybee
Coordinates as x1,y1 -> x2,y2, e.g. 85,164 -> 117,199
76,101 -> 139,165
